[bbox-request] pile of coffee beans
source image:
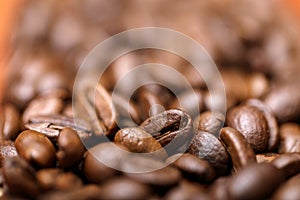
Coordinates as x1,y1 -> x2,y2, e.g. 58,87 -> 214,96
1,0 -> 300,199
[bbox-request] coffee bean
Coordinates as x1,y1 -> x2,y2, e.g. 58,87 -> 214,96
220,127 -> 256,171
0,104 -> 20,140
209,177 -> 231,200
256,153 -> 279,163
141,109 -> 193,154
56,127 -> 86,169
188,131 -> 229,175
15,130 -> 56,168
2,157 -> 39,198
278,123 -> 300,153
228,163 -> 285,200
226,105 -> 269,153
0,140 -> 18,164
193,111 -> 225,137
115,127 -> 167,160
167,153 -> 215,182
271,153 -> 300,178
272,173 -> 300,200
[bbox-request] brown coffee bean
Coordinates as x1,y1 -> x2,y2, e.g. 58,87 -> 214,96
244,99 -> 279,151
0,140 -> 18,164
141,109 -> 193,154
115,127 -> 167,160
220,127 -> 256,171
256,153 -> 279,163
226,105 -> 269,153
0,104 -> 20,140
278,123 -> 300,153
209,177 -> 231,200
271,153 -> 300,178
2,157 -> 39,198
100,177 -> 150,200
188,131 -> 229,175
272,173 -> 300,200
194,111 -> 225,136
15,130 -> 56,168
167,153 -> 215,182
56,127 -> 86,169
228,163 -> 285,200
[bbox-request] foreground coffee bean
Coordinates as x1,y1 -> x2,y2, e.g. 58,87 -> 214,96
188,131 -> 229,175
278,123 -> 300,153
2,157 -> 39,198
0,104 -> 20,140
220,127 -> 256,171
228,163 -> 285,200
226,104 -> 269,153
271,153 -> 300,178
15,130 -> 56,168
272,173 -> 300,200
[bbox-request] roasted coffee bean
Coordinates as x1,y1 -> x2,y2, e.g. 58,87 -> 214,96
25,115 -> 92,139
188,131 -> 229,175
272,173 -> 300,200
228,163 -> 285,200
226,104 -> 269,153
115,127 -> 167,160
220,127 -> 256,171
140,109 -> 193,154
167,153 -> 215,182
56,127 -> 86,169
0,140 -> 18,164
2,157 -> 39,198
271,153 -> 300,178
256,153 -> 279,163
83,142 -> 128,183
278,123 -> 300,153
0,104 -> 20,140
247,73 -> 269,98
209,176 -> 231,200
193,111 -> 225,137
15,130 -> 56,168
244,99 -> 279,151
37,168 -> 82,191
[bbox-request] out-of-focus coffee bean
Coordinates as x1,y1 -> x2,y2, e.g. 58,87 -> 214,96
271,153 -> 300,178
2,157 -> 39,198
209,176 -> 231,200
244,99 -> 279,151
256,153 -> 279,163
140,109 -> 193,154
15,130 -> 56,168
193,111 -> 225,137
220,127 -> 256,171
188,131 -> 229,175
228,163 -> 285,200
272,173 -> 300,200
165,180 -> 208,200
264,84 -> 300,122
0,141 -> 18,164
247,73 -> 269,98
37,168 -> 82,191
115,127 -> 167,160
167,153 -> 215,182
82,142 -> 128,183
99,177 -> 150,200
226,105 -> 269,153
56,127 -> 86,169
0,104 -> 20,140
278,123 -> 300,153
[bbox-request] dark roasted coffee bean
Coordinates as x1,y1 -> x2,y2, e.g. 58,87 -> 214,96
83,142 -> 128,183
0,140 -> 18,164
271,153 -> 300,178
209,176 -> 231,200
193,111 -> 225,137
56,127 -> 86,169
244,99 -> 279,151
15,130 -> 56,168
228,163 -> 285,200
115,127 -> 167,160
226,105 -> 269,153
167,153 -> 215,182
2,157 -> 39,198
272,173 -> 300,200
220,127 -> 256,171
278,123 -> 300,153
99,177 -> 150,200
256,152 -> 279,163
188,131 -> 229,175
0,104 -> 20,140
140,109 -> 193,154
